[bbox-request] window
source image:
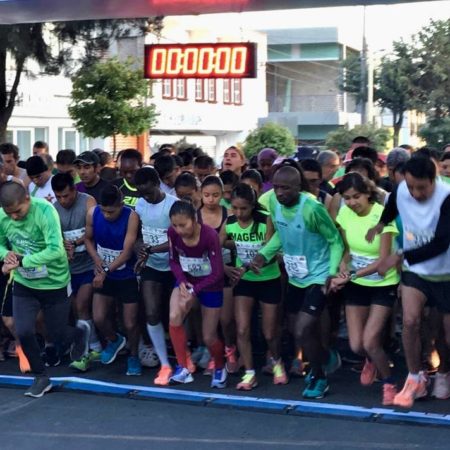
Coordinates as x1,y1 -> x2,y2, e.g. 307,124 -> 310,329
233,79 -> 242,105
6,127 -> 49,158
207,79 -> 216,103
195,79 -> 205,102
162,79 -> 173,99
58,128 -> 88,153
223,80 -> 231,104
176,79 -> 187,100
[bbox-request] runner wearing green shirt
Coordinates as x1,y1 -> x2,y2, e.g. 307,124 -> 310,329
250,165 -> 344,399
0,182 -> 88,398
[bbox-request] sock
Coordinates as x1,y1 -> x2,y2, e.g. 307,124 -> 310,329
246,369 -> 256,376
408,372 -> 420,382
208,339 -> 225,370
84,319 -> 102,352
147,323 -> 169,367
169,325 -> 188,368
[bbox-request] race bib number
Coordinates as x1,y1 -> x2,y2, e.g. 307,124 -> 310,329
351,254 -> 383,282
142,226 -> 167,246
405,229 -> 434,250
63,228 -> 86,253
17,265 -> 48,279
179,256 -> 212,277
236,242 -> 263,265
283,254 -> 308,279
97,245 -> 125,270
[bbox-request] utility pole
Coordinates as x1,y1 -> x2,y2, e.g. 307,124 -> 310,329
360,5 -> 367,124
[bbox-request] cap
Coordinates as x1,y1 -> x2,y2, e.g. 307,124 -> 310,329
294,146 -> 320,161
25,156 -> 48,177
257,147 -> 278,162
74,151 -> 100,165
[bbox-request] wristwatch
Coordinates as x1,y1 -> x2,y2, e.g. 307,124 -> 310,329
102,266 -> 110,274
396,248 -> 404,257
349,270 -> 358,281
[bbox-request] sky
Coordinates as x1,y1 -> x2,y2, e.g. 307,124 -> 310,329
174,1 -> 450,54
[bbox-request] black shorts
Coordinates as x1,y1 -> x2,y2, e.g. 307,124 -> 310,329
0,271 -> 13,317
233,278 -> 281,305
401,271 -> 450,314
285,283 -> 327,317
94,277 -> 139,304
344,282 -> 397,308
140,266 -> 174,286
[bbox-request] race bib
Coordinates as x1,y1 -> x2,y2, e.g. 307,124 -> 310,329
283,254 -> 308,279
351,254 -> 383,281
63,228 -> 86,253
142,226 -> 167,246
405,229 -> 434,250
17,265 -> 48,279
97,245 -> 125,270
179,255 -> 212,277
236,242 -> 263,265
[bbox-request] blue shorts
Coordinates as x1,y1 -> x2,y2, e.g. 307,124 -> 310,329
70,270 -> 95,296
174,282 -> 223,308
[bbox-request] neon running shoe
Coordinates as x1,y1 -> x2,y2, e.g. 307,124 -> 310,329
382,383 -> 397,406
139,346 -> 160,368
323,349 -> 341,375
432,372 -> 450,400
126,356 -> 142,376
88,350 -> 101,362
101,334 -> 126,365
154,365 -> 172,386
393,375 -> 428,408
225,345 -> 239,374
203,359 -> 215,376
303,376 -> 329,399
360,359 -> 377,386
211,367 -> 228,388
170,366 -> 194,384
70,355 -> 90,372
236,373 -> 258,390
16,345 -> 31,373
273,360 -> 288,385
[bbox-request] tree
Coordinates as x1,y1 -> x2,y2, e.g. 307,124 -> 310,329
325,124 -> 392,154
338,52 -> 366,106
243,122 -> 296,158
419,117 -> 450,149
69,58 -> 158,156
0,18 -> 162,144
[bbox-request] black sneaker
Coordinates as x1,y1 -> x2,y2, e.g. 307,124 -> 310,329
70,323 -> 89,361
24,376 -> 52,398
43,346 -> 60,367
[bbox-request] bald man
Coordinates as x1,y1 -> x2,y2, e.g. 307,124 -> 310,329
250,165 -> 344,399
0,182 -> 88,398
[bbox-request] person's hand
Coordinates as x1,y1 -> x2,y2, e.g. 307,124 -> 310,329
2,260 -> 19,274
377,253 -> 401,276
224,265 -> 244,285
93,271 -> 106,289
64,240 -> 75,261
249,254 -> 265,274
366,223 -> 384,243
4,251 -> 19,266
138,245 -> 151,261
179,282 -> 195,306
339,261 -> 349,276
94,258 -> 104,275
328,276 -> 349,293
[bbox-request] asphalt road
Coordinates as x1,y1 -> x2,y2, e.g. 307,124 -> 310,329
1,387 -> 449,450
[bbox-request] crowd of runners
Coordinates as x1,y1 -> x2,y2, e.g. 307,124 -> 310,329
0,137 -> 449,410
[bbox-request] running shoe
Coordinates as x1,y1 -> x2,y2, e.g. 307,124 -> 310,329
211,367 -> 228,388
360,359 -> 377,386
225,345 -> 239,374
170,366 -> 194,384
101,334 -> 127,365
273,360 -> 288,385
323,349 -> 341,375
203,359 -> 215,376
236,373 -> 258,391
88,350 -> 101,362
70,355 -> 90,372
154,365 -> 172,386
382,383 -> 397,406
289,358 -> 304,378
302,376 -> 329,399
186,351 -> 197,374
393,374 -> 428,408
43,346 -> 60,367
70,323 -> 90,362
126,356 -> 142,376
190,346 -> 206,365
24,375 -> 52,398
198,347 -> 211,369
16,345 -> 31,373
432,372 -> 450,399
139,346 -> 159,368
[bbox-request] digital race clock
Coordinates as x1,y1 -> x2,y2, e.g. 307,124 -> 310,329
144,43 -> 257,79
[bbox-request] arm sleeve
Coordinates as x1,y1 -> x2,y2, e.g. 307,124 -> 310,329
168,229 -> 188,285
22,206 -> 66,268
259,231 -> 282,262
192,230 -> 224,295
404,194 -> 450,265
308,202 -> 344,276
379,186 -> 399,225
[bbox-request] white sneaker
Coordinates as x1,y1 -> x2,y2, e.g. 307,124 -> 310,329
139,346 -> 160,368
170,366 -> 194,384
211,368 -> 228,388
432,372 -> 450,399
